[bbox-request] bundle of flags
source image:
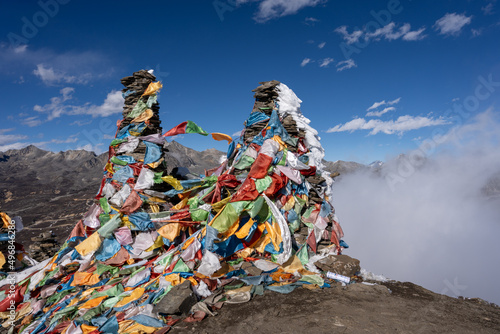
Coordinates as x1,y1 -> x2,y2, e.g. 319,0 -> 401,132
0,74 -> 347,334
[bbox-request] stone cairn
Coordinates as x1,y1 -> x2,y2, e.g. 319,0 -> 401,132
28,231 -> 59,263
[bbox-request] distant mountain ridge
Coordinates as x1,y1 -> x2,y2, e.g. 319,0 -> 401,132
0,142 -> 225,244
5,143 -> 496,245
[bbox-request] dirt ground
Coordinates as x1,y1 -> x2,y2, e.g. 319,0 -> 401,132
171,281 -> 500,334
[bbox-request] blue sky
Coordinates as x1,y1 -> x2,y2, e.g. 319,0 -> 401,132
0,0 -> 499,164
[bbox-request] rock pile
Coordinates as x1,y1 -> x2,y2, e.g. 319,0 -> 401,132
28,231 -> 59,263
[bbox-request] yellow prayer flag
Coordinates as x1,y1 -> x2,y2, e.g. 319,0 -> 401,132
142,81 -> 163,96
74,232 -> 102,257
161,175 -> 183,190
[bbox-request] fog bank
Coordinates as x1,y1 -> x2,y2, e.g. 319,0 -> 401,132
332,110 -> 500,305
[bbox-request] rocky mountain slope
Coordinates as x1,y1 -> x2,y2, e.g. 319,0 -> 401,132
0,142 -> 224,245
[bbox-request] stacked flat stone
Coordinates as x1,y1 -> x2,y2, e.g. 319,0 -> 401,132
120,70 -> 162,135
28,231 -> 59,262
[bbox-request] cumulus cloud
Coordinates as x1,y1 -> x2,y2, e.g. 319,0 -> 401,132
336,59 -> 356,71
336,23 -> 426,44
434,13 -> 472,36
319,57 -> 334,67
402,27 -> 427,41
70,120 -> 93,126
0,129 -> 28,150
366,106 -> 395,117
326,115 -> 449,135
0,142 -> 28,152
77,143 -> 105,153
367,97 -> 401,111
34,88 -> 124,120
238,0 -> 326,23
33,64 -> 91,86
333,109 -> 500,304
305,17 -> 319,25
318,42 -> 326,49
85,91 -> 124,117
301,58 -> 312,67
334,26 -> 363,44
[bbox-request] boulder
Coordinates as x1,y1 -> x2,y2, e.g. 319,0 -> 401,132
154,280 -> 197,315
314,255 -> 360,277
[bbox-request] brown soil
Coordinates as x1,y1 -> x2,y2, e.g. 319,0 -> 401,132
171,281 -> 500,334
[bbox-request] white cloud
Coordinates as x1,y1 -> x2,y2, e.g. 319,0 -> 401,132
300,58 -> 312,67
13,45 -> 27,54
238,0 -> 326,23
367,97 -> 401,111
366,22 -> 410,40
366,106 -> 396,117
21,116 -> 42,127
319,57 -> 334,67
471,28 -> 482,37
34,88 -> 124,120
77,143 -> 102,152
70,120 -> 93,126
318,42 -> 326,49
434,13 -> 472,36
336,59 -> 356,71
34,87 -> 75,120
86,91 -> 124,117
305,17 -> 319,25
334,26 -> 363,44
33,64 -> 91,86
326,115 -> 449,135
0,129 -> 28,147
0,142 -> 28,151
402,27 -> 427,41
482,3 -> 494,15
336,23 -> 426,44
0,134 -> 96,152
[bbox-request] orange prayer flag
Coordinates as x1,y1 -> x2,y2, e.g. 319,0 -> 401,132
211,132 -> 232,144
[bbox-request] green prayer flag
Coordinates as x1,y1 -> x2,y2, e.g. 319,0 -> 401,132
255,176 -> 273,193
300,274 -> 324,286
296,244 -> 309,265
97,214 -> 122,238
99,197 -> 111,214
234,155 -> 255,170
128,99 -> 147,119
186,120 -> 208,136
110,156 -> 128,166
172,258 -> 191,273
